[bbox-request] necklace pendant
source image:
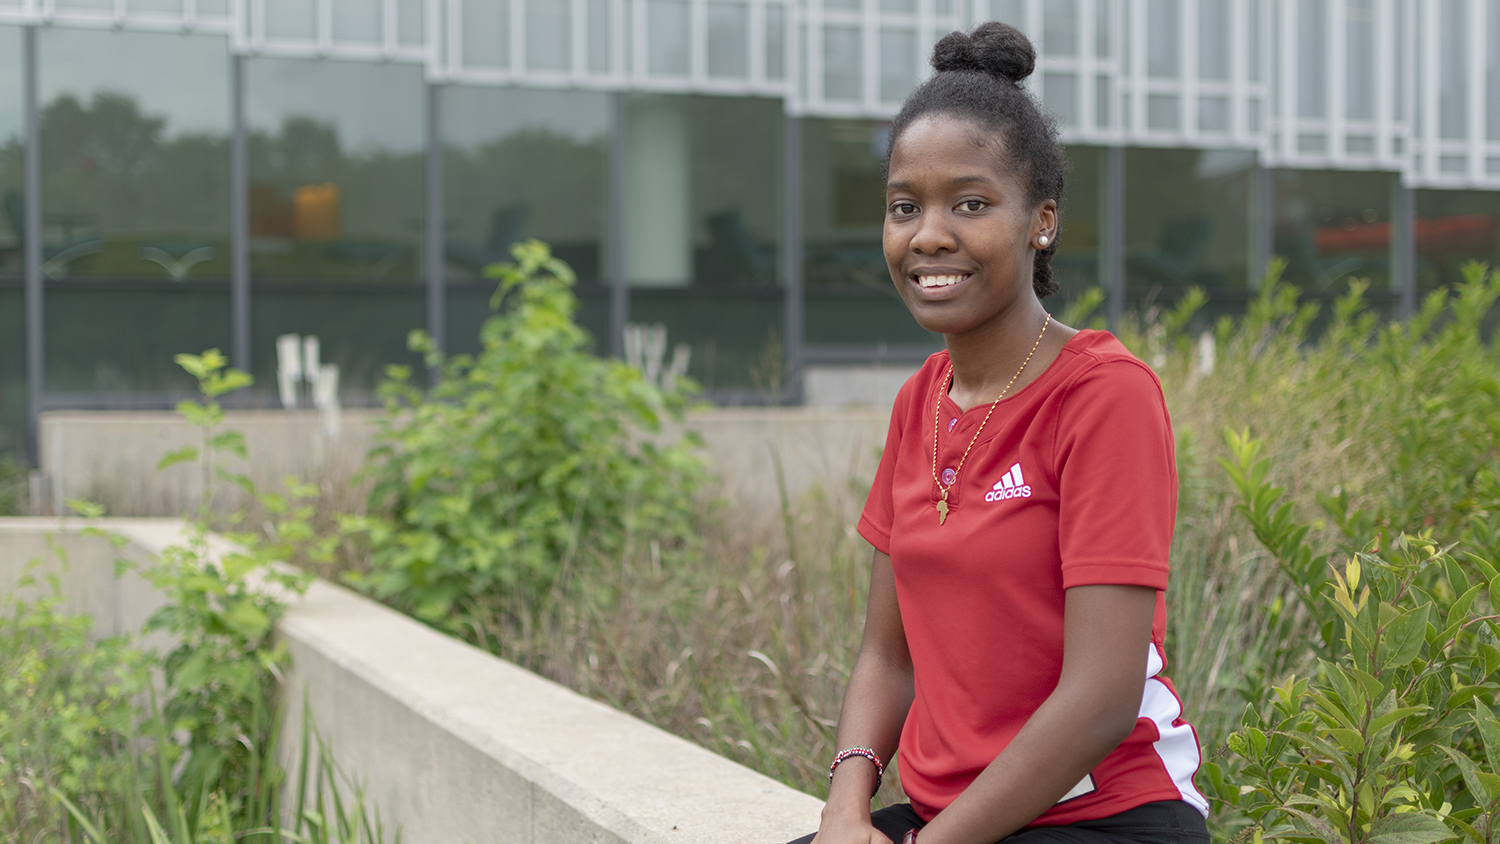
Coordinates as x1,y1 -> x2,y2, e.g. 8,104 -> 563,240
936,497 -> 949,525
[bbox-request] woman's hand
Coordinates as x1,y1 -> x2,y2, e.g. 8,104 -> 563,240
810,803 -> 889,844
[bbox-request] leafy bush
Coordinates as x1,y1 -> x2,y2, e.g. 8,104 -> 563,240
1191,265 -> 1500,842
351,240 -> 705,636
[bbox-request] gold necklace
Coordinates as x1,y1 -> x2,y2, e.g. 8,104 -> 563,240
930,313 -> 1051,525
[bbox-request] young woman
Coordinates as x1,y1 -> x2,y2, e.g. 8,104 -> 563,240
789,22 -> 1209,844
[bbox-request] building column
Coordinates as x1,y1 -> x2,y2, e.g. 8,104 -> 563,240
1100,145 -> 1124,331
230,53 -> 250,374
781,113 -> 804,404
23,25 -> 42,464
623,96 -> 691,287
425,80 -> 445,380
608,91 -> 628,357
1391,177 -> 1415,319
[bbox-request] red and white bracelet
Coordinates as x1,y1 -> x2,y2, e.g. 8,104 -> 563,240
828,746 -> 885,793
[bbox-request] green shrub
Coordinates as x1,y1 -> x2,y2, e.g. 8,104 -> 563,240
350,240 -> 705,637
1196,264 -> 1500,842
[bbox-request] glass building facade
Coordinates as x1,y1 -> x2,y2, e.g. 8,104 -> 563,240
4,0 -> 1500,456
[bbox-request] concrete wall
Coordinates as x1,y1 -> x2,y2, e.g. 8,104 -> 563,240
0,518 -> 826,844
37,407 -> 892,519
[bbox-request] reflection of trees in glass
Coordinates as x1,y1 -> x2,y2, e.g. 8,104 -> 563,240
444,129 -> 606,282
38,93 -> 231,261
248,114 -> 423,280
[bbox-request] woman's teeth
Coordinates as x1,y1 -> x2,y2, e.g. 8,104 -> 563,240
918,274 -> 964,288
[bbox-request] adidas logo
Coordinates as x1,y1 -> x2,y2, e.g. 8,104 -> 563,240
984,463 -> 1032,502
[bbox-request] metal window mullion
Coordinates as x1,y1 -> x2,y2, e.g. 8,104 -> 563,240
918,0 -> 935,102
1373,0 -> 1393,164
785,0 -> 802,112
608,91 -> 628,357
1183,0 -> 1197,142
781,114 -> 803,404
689,0 -> 705,85
1129,0 -> 1146,138
382,0 -> 395,53
572,0 -> 587,78
1080,0 -> 1097,133
749,0 -> 765,87
611,0 -> 627,80
631,0 -> 646,82
1329,0 -> 1345,163
318,0 -> 332,53
230,53 -> 250,375
1420,0 -> 1438,180
806,3 -> 823,110
1229,0 -> 1246,142
511,0 -> 525,77
1468,0 -> 1485,181
425,81 -> 445,377
444,0 -> 460,76
1278,0 -> 1296,161
861,4 -> 877,113
23,24 -> 43,466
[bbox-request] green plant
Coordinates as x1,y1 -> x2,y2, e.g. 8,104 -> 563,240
1211,431 -> 1500,843
351,239 -> 706,637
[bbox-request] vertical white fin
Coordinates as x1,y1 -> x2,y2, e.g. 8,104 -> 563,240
1010,463 -> 1025,487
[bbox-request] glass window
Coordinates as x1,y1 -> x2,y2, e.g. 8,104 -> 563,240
1043,0 -> 1078,56
1346,0 -> 1375,120
1272,169 -> 1395,299
526,0 -> 571,72
246,57 -> 427,403
1125,148 -> 1256,296
803,117 -> 939,357
1052,144 -> 1102,303
879,29 -> 917,103
443,86 -> 609,352
0,25 -> 23,454
1297,0 -> 1327,118
707,2 -> 750,79
648,0 -> 691,76
1147,0 -> 1181,78
38,28 -> 234,407
245,57 -> 424,283
1439,0 -> 1467,139
1044,73 -> 1078,127
1413,189 -> 1500,292
626,95 -> 784,397
824,26 -> 863,101
460,0 -> 510,69
1198,0 -> 1230,81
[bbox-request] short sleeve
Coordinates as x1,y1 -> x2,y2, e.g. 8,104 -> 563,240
857,386 -> 911,555
1054,360 -> 1176,591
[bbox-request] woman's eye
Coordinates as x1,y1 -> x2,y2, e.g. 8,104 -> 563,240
960,199 -> 986,212
889,202 -> 918,216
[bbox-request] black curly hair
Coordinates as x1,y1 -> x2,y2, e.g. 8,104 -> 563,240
886,21 -> 1069,298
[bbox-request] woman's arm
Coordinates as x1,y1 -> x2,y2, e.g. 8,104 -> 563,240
814,548 -> 916,844
911,583 -> 1157,844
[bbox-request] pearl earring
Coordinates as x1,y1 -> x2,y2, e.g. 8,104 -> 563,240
1037,235 -> 1050,247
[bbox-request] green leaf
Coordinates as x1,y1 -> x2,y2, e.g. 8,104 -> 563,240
207,430 -> 248,459
156,446 -> 200,471
1366,813 -> 1452,844
1380,605 -> 1429,670
1439,745 -> 1500,802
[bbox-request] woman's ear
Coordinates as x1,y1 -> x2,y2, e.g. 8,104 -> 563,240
1034,199 -> 1059,244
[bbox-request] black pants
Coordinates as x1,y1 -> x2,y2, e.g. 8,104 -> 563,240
786,800 -> 1208,844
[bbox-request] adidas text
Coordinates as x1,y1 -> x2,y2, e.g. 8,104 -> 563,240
985,485 -> 1032,501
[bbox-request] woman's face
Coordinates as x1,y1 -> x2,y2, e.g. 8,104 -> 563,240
882,114 -> 1056,339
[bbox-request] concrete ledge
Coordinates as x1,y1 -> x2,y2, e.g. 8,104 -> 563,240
0,518 -> 825,844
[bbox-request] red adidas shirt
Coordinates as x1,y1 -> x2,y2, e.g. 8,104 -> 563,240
857,329 -> 1207,826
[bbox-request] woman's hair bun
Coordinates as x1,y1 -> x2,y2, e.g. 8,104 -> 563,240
930,21 -> 1035,84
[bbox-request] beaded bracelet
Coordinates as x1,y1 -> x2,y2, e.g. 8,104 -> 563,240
828,746 -> 885,793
